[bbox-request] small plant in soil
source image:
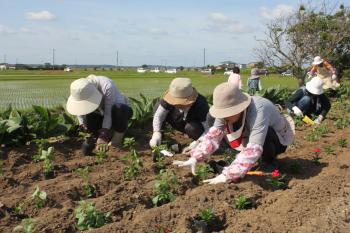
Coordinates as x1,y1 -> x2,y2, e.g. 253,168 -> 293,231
152,169 -> 177,206
152,144 -> 168,162
323,145 -> 335,155
122,137 -> 136,150
293,116 -> 304,128
32,139 -> 49,162
75,167 -> 96,198
289,161 -> 302,174
312,148 -> 322,165
265,170 -> 286,189
95,151 -> 108,164
235,195 -> 252,210
31,186 -> 47,209
315,124 -> 329,136
199,208 -> 214,223
13,218 -> 39,233
33,146 -> 55,178
196,164 -> 214,181
154,155 -> 166,173
74,201 -> 112,231
338,138 -> 347,148
223,149 -> 238,164
15,202 -> 26,215
149,225 -> 171,233
122,149 -> 143,180
334,118 -> 350,129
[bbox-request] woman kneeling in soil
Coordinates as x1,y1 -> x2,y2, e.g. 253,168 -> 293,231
285,77 -> 331,124
149,77 -> 209,149
66,74 -> 133,153
173,81 -> 295,184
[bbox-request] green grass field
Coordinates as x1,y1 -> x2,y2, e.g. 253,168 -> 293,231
0,70 -> 298,110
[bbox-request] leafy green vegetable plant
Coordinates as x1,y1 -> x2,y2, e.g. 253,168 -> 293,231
152,170 -> 177,206
75,167 -> 96,198
323,145 -> 335,155
235,195 -> 252,210
31,186 -> 47,208
123,149 -> 143,180
338,138 -> 348,148
13,218 -> 39,233
199,208 -> 214,223
75,201 -> 112,231
196,164 -> 214,180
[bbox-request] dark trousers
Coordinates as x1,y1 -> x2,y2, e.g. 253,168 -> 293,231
261,127 -> 287,162
85,104 -> 133,134
163,110 -> 204,140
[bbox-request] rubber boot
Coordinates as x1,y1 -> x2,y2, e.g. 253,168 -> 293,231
110,131 -> 124,148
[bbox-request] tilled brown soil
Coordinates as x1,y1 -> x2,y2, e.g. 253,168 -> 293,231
1,118 -> 350,233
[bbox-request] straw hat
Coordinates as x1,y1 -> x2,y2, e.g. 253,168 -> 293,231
66,78 -> 102,116
209,82 -> 251,119
312,56 -> 324,65
163,78 -> 198,105
306,77 -> 324,95
250,68 -> 259,79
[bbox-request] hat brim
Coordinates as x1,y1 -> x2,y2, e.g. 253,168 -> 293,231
163,88 -> 198,106
312,59 -> 324,65
209,93 -> 251,119
66,90 -> 102,116
306,82 -> 324,95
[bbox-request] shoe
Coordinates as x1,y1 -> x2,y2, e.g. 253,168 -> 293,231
81,136 -> 96,156
110,131 -> 124,148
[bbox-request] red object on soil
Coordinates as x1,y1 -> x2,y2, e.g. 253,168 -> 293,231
272,169 -> 280,177
313,148 -> 321,153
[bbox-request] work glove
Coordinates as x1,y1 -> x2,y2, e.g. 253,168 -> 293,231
292,106 -> 303,117
149,131 -> 162,148
314,115 -> 324,124
203,174 -> 228,185
331,74 -> 337,81
96,128 -> 110,152
173,157 -> 197,175
182,140 -> 199,155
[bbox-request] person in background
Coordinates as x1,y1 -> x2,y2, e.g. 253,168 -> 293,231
149,78 -> 209,152
173,81 -> 295,184
309,56 -> 340,90
66,74 -> 133,154
228,66 -> 243,89
247,67 -> 262,95
285,77 -> 331,124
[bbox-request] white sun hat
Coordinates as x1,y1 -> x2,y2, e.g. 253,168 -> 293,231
312,56 -> 324,65
66,78 -> 102,116
306,77 -> 324,95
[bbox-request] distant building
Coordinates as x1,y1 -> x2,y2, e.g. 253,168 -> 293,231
220,61 -> 237,70
0,64 -> 7,70
64,67 -> 72,72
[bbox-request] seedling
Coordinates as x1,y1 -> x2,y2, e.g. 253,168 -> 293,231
338,138 -> 347,148
14,202 -> 26,215
323,146 -> 335,155
265,170 -> 286,189
75,167 -> 96,198
74,201 -> 112,231
31,186 -> 47,209
123,137 -> 136,150
32,139 -> 49,162
312,149 -> 322,164
293,116 -> 304,128
289,161 -> 302,174
196,164 -> 214,180
150,225 -> 170,233
33,145 -> 54,162
95,151 -> 108,164
223,149 -> 238,164
152,144 -> 168,162
123,149 -> 143,180
199,208 -> 214,223
235,195 -> 252,210
154,155 -> 166,173
152,170 -> 177,206
13,218 -> 39,233
334,118 -> 350,129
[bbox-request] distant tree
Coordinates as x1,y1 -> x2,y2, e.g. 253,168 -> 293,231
142,64 -> 148,69
178,66 -> 184,71
44,63 -> 51,70
255,1 -> 350,86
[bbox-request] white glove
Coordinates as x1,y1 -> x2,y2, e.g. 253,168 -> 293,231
173,157 -> 197,175
203,174 -> 228,185
149,131 -> 162,148
314,115 -> 324,124
292,106 -> 303,117
182,140 -> 199,155
331,74 -> 337,81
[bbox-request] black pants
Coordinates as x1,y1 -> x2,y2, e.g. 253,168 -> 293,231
85,104 -> 133,134
261,127 -> 287,162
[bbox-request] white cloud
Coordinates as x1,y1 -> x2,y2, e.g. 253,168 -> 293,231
260,5 -> 294,19
25,10 -> 56,21
0,25 -> 16,35
146,28 -> 169,35
207,12 -> 252,33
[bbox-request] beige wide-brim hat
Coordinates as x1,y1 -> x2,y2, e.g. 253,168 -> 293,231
66,78 -> 102,116
209,82 -> 252,119
312,56 -> 324,65
163,77 -> 198,105
306,77 -> 324,95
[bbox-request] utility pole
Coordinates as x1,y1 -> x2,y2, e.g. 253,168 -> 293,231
52,48 -> 55,70
116,51 -> 119,70
203,48 -> 206,67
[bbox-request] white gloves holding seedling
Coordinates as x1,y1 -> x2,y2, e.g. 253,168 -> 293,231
331,74 -> 337,81
182,140 -> 199,155
292,106 -> 303,117
203,174 -> 228,184
314,115 -> 324,124
149,131 -> 162,148
173,157 -> 197,175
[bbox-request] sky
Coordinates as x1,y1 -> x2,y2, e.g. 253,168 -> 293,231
0,0 -> 349,66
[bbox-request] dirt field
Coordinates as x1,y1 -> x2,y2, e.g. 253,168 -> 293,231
1,109 -> 350,233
